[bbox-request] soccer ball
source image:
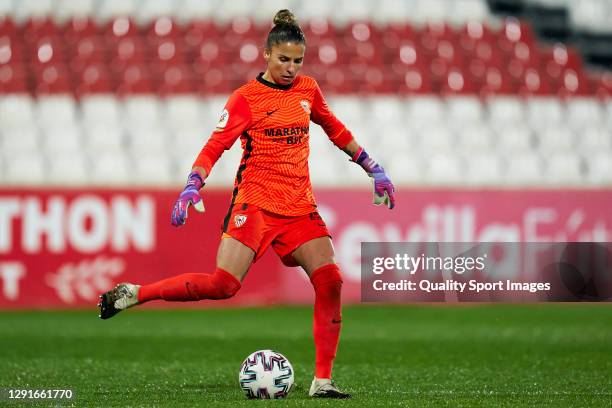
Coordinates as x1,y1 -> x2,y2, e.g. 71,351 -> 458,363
238,349 -> 294,399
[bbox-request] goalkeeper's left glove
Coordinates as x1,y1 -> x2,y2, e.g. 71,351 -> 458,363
171,171 -> 206,226
352,148 -> 395,209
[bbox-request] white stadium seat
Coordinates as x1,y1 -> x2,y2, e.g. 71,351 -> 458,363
497,125 -> 533,152
457,123 -> 493,152
406,96 -> 447,127
4,152 -> 46,185
504,152 -> 544,185
125,125 -> 168,153
174,0 -> 219,21
90,152 -> 130,185
367,97 -> 406,124
525,97 -> 564,131
419,124 -> 455,153
136,0 -> 177,24
164,96 -> 206,132
577,125 -> 611,154
328,97 -> 367,126
446,96 -> 483,126
43,124 -> 82,155
544,153 -> 583,185
487,96 -> 525,125
13,0 -> 54,22
81,95 -> 122,127
37,95 -> 78,129
85,124 -> 125,153
388,152 -> 424,185
537,126 -> 574,153
464,153 -> 503,185
372,0 -> 412,24
425,153 -> 463,185
47,153 -> 89,185
585,152 -> 612,185
1,126 -> 40,155
565,98 -> 604,128
52,0 -> 96,22
131,152 -> 174,185
96,0 -> 138,22
123,96 -> 163,129
0,95 -> 36,131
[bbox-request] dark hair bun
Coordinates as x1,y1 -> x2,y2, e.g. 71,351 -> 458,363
273,9 -> 297,26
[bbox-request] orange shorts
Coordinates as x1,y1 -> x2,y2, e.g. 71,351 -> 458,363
221,203 -> 331,267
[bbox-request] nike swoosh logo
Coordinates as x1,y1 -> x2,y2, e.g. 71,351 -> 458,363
266,109 -> 279,116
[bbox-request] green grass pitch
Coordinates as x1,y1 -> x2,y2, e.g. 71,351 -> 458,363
1,304 -> 611,407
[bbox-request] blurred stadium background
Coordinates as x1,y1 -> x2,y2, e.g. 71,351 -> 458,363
1,0 -> 611,308
1,1 -> 611,405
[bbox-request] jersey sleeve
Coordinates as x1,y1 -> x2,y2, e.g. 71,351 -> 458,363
192,91 -> 251,175
310,81 -> 354,149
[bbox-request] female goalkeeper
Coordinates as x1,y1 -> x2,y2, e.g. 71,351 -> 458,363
99,9 -> 395,399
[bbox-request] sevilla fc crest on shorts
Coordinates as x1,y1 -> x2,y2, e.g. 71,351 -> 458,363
234,214 -> 247,228
300,100 -> 311,114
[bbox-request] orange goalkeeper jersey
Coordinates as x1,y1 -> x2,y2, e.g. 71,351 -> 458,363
193,74 -> 354,216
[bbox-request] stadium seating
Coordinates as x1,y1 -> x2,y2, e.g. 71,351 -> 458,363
0,0 -> 611,187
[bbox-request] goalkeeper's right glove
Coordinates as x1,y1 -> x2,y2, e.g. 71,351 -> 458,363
352,148 -> 396,209
171,171 -> 206,226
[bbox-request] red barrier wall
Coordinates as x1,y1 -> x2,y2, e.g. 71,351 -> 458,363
1,189 -> 611,308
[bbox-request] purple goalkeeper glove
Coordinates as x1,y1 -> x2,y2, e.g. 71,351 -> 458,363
171,172 -> 206,226
353,148 -> 396,209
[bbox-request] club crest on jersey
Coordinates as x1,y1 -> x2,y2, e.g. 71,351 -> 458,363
234,214 -> 247,228
216,109 -> 229,129
300,100 -> 311,114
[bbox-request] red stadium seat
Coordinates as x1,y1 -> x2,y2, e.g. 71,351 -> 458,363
0,35 -> 24,64
221,17 -> 262,48
0,63 -> 29,93
104,17 -> 140,43
156,64 -> 195,95
389,40 -> 429,76
70,37 -> 107,72
589,72 -> 612,100
63,17 -> 99,44
357,66 -> 397,94
558,69 -> 593,97
478,67 -> 516,96
75,63 -> 114,95
497,18 -> 536,53
457,21 -> 496,54
0,16 -> 18,38
29,38 -> 66,66
116,64 -> 154,94
196,67 -> 235,95
183,20 -> 219,49
517,68 -> 553,96
33,63 -> 73,94
109,37 -> 148,70
419,22 -> 457,54
541,44 -> 584,84
22,17 -> 60,44
151,39 -> 188,67
397,67 -> 434,94
145,17 -> 183,43
440,68 -> 476,95
303,18 -> 337,47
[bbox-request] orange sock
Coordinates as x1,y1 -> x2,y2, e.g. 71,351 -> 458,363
137,268 -> 241,303
310,263 -> 343,379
